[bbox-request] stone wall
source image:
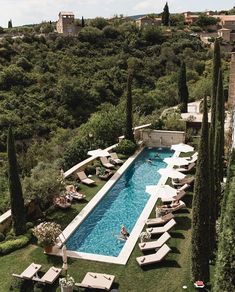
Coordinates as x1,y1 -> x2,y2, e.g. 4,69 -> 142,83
140,129 -> 185,147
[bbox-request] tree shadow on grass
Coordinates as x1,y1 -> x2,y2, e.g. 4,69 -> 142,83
183,194 -> 193,208
170,232 -> 185,239
141,259 -> 181,271
174,216 -> 191,231
170,246 -> 181,254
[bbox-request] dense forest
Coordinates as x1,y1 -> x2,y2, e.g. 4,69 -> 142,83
0,21 -> 230,213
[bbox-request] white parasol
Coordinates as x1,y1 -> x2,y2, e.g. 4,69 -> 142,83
87,148 -> 110,157
163,157 -> 190,166
171,143 -> 194,153
146,184 -> 179,202
158,168 -> 186,179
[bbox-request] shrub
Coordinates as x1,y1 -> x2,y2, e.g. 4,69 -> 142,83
85,165 -> 96,175
0,234 -> 31,255
0,232 -> 5,242
33,221 -> 61,247
116,139 -> 137,155
26,222 -> 34,230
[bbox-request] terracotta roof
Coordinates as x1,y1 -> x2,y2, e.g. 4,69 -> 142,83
213,15 -> 235,21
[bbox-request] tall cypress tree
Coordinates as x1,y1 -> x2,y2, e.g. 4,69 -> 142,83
214,70 -> 224,217
81,16 -> 85,27
208,38 -> 221,255
213,150 -> 235,291
8,19 -> 12,28
7,127 -> 26,235
162,2 -> 170,26
178,61 -> 188,113
125,65 -> 134,141
191,96 -> 210,282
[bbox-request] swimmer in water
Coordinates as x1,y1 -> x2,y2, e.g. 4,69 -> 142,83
120,225 -> 129,240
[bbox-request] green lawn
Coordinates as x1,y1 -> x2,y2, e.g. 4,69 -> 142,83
0,189 -> 198,292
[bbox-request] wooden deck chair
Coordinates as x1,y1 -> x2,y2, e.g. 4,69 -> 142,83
33,267 -> 62,284
75,272 -> 115,291
12,263 -> 42,280
139,232 -> 171,251
110,152 -> 123,165
136,244 -> 171,266
146,219 -> 176,235
77,171 -> 96,185
177,162 -> 196,173
100,157 -> 115,169
145,213 -> 174,226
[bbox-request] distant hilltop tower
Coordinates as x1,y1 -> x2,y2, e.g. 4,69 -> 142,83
56,11 -> 79,36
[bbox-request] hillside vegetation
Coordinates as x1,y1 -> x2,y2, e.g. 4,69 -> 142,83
0,23 -> 229,212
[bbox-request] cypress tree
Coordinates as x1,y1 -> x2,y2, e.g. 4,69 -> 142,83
125,66 -> 134,141
191,96 -> 210,282
213,149 -> 235,291
7,127 -> 26,235
162,2 -> 170,26
214,70 -> 225,217
178,61 -> 188,113
208,38 -> 221,255
8,19 -> 12,28
81,16 -> 85,27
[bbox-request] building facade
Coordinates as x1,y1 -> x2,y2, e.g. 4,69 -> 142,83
56,12 -> 79,36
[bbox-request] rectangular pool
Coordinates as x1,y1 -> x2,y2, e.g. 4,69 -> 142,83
65,147 -> 173,258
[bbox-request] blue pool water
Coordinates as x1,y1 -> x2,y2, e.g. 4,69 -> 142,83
66,147 -> 173,257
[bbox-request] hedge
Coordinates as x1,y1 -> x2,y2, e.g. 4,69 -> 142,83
0,233 -> 31,255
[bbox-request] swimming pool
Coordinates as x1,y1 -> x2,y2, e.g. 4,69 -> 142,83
65,147 -> 173,258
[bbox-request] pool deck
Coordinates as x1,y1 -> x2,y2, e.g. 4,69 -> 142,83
51,148 -> 180,265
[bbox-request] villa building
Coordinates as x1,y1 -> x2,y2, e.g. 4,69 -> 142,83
135,16 -> 161,29
56,11 -> 79,36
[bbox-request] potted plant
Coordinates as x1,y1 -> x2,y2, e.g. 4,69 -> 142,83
59,275 -> 75,292
33,221 -> 62,252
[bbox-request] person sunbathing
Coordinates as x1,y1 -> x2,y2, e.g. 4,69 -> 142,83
161,200 -> 180,209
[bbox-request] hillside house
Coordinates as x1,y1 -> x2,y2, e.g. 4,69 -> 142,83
56,11 -> 79,36
135,16 -> 161,29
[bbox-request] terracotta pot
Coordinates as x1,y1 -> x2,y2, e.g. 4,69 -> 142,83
44,245 -> 53,253
60,285 -> 73,292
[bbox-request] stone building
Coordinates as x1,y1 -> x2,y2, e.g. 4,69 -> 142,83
56,11 -> 79,36
135,16 -> 161,29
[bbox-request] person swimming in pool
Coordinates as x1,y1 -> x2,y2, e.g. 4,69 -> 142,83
120,225 -> 129,240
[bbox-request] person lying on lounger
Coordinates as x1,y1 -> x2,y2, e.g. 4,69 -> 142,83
161,200 -> 180,209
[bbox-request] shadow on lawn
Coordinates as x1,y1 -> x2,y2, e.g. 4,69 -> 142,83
141,259 -> 181,271
174,216 -> 191,231
170,232 -> 185,239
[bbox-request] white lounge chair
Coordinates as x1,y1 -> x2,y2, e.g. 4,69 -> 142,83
139,232 -> 171,251
185,152 -> 198,163
66,185 -> 86,200
177,183 -> 190,192
100,157 -> 115,169
12,263 -> 42,280
145,213 -> 174,226
146,219 -> 176,235
77,171 -> 96,186
160,200 -> 186,213
173,190 -> 187,201
32,267 -> 62,284
76,272 -> 115,291
172,176 -> 194,187
136,243 -> 171,266
109,152 -> 123,165
177,162 -> 196,173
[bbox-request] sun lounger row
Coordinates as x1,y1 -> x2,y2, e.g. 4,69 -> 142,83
139,232 -> 171,251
